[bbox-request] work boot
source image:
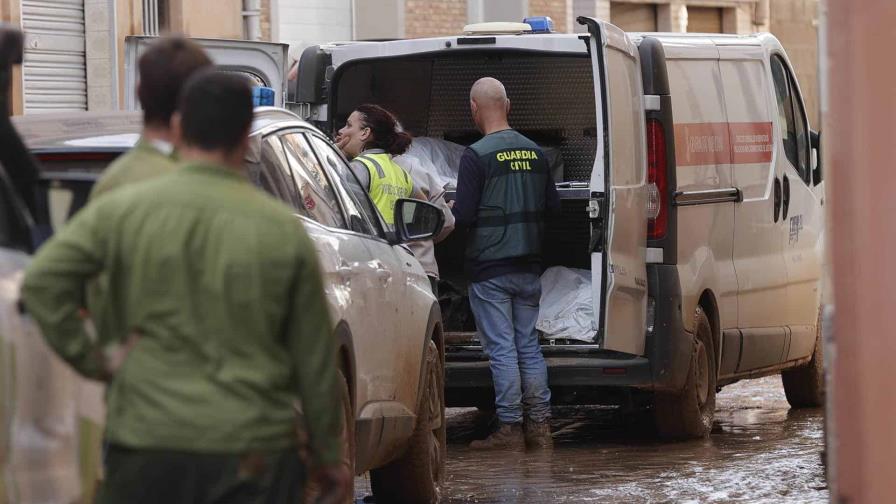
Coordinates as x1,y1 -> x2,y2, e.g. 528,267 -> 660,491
469,423 -> 525,451
524,420 -> 553,449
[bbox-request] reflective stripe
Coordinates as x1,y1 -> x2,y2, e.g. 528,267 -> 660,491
356,155 -> 386,178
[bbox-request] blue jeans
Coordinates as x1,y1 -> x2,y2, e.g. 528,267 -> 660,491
469,272 -> 551,424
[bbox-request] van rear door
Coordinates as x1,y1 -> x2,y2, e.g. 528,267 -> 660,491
579,17 -> 649,355
123,36 -> 289,109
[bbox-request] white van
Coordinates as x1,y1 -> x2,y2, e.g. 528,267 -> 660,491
294,17 -> 825,439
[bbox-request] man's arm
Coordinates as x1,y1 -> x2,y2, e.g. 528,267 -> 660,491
21,201 -> 108,379
450,148 -> 485,227
286,229 -> 343,467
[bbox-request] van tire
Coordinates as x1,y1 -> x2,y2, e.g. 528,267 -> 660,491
371,340 -> 446,503
304,369 -> 354,504
653,306 -> 717,440
781,314 -> 825,408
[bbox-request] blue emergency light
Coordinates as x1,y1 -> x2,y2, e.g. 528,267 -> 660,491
524,16 -> 554,33
252,86 -> 276,107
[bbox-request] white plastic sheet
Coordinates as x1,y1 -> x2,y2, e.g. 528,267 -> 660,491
536,266 -> 597,342
395,137 -> 466,190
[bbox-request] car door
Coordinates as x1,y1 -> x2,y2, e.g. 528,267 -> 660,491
0,164 -> 87,504
304,132 -> 427,415
581,18 -> 649,355
768,55 -> 823,361
124,36 -> 289,108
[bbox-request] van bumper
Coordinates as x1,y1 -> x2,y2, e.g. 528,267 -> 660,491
445,264 -> 693,407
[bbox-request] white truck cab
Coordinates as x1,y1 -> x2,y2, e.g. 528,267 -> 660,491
296,17 -> 825,439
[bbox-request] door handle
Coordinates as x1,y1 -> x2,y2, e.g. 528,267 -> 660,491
782,175 -> 791,221
373,261 -> 392,282
773,177 -> 782,223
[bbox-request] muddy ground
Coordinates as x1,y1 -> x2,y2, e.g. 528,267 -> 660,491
355,375 -> 827,503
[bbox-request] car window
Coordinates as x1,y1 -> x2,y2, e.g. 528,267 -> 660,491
279,132 -> 347,229
308,134 -> 383,237
247,136 -> 304,210
771,56 -> 810,182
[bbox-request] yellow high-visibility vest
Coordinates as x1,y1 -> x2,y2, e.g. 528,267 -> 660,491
356,152 -> 413,225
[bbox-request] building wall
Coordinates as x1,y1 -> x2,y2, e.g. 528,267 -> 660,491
528,0 -> 571,33
405,0 -> 467,39
771,0 -> 819,126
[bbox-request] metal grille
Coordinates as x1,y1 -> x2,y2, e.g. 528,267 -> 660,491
21,0 -> 87,113
427,54 -> 598,181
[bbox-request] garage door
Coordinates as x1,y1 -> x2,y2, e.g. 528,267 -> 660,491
21,0 -> 87,113
610,2 -> 657,32
687,6 -> 723,33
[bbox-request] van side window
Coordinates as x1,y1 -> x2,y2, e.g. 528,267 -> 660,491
279,132 -> 347,229
770,56 -> 810,182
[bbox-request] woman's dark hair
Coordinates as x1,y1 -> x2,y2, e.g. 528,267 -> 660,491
356,104 -> 412,156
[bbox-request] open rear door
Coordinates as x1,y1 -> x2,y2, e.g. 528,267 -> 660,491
124,36 -> 289,109
578,17 -> 648,355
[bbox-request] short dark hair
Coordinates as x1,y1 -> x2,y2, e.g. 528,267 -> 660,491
137,36 -> 212,127
178,71 -> 253,152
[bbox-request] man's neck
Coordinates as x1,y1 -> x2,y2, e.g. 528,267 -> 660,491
479,118 -> 511,136
141,124 -> 173,145
178,146 -> 244,172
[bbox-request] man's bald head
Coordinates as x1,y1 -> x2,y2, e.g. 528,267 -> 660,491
470,77 -> 511,133
470,77 -> 509,107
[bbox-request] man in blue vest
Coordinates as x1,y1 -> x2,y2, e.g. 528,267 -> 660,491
452,77 -> 560,450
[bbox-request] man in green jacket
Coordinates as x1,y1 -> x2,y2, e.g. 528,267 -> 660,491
22,72 -> 350,503
89,36 -> 211,199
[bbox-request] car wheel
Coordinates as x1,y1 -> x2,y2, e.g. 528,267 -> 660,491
781,310 -> 825,408
304,369 -> 354,504
654,306 -> 717,440
371,340 -> 446,504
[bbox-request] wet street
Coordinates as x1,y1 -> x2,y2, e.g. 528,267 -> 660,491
355,376 -> 827,503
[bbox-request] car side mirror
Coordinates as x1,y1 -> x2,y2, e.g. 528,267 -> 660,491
392,198 -> 444,244
810,129 -> 822,186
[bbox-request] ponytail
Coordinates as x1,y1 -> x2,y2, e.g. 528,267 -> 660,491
356,104 -> 412,156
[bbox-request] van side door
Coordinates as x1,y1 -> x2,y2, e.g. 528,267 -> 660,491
580,18 -> 649,355
768,54 -> 823,361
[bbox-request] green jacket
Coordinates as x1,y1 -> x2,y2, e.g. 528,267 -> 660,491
22,163 -> 342,464
87,138 -> 179,352
89,138 -> 178,200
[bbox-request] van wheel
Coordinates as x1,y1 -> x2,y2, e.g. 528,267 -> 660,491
781,312 -> 825,408
371,340 -> 446,504
653,306 -> 717,440
304,369 -> 354,504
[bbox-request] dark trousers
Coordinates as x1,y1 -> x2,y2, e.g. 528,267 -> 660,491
95,444 -> 305,504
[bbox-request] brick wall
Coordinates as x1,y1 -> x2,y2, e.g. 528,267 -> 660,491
529,0 -> 570,33
261,0 -> 271,40
405,0 -> 468,39
771,0 -> 819,126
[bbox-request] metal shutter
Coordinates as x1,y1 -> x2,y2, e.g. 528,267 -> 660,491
687,7 -> 723,33
21,0 -> 87,113
610,2 -> 658,32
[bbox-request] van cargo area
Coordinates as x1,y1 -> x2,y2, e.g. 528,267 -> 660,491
331,50 -> 601,345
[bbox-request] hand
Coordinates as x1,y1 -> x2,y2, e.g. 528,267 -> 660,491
447,200 -> 455,208
335,135 -> 350,154
311,464 -> 352,504
103,331 -> 142,377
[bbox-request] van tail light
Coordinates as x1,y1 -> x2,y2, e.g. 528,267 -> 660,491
646,118 -> 668,240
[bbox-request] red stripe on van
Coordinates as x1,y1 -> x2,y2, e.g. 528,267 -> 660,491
673,122 -> 773,166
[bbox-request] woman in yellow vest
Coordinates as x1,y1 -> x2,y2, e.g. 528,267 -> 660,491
335,104 -> 417,226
